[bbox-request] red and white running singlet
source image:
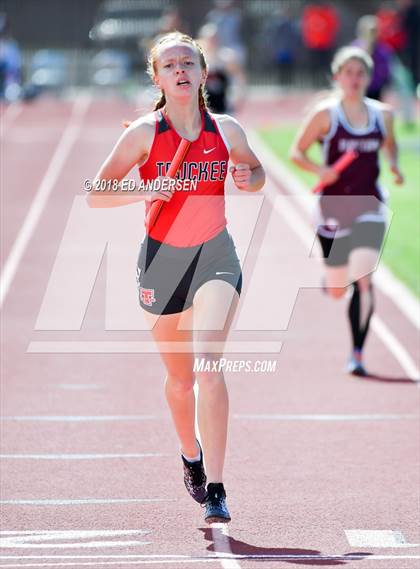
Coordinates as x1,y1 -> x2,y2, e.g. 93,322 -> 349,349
140,109 -> 230,247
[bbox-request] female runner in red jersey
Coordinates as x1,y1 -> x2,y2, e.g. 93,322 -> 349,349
87,32 -> 265,523
290,46 -> 403,377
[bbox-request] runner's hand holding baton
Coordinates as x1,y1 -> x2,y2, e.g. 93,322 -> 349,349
312,150 -> 359,194
145,138 -> 191,230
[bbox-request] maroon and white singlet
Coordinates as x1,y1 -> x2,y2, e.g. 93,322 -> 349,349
316,97 -> 389,238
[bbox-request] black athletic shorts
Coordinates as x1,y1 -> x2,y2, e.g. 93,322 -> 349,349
136,227 -> 242,315
317,220 -> 387,267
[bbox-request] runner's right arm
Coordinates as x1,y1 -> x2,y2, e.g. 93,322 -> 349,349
289,107 -> 339,187
86,118 -> 174,208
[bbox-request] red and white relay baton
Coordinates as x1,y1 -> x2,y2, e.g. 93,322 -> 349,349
145,138 -> 191,230
312,149 -> 359,194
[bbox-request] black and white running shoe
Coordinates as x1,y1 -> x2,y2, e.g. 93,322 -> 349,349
181,439 -> 207,504
202,482 -> 231,524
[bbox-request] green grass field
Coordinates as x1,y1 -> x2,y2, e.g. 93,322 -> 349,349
258,121 -> 420,298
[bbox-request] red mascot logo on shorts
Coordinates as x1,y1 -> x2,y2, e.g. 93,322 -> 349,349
140,287 -> 156,306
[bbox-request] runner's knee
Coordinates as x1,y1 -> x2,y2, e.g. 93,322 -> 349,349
166,373 -> 195,394
195,353 -> 225,387
327,286 -> 347,299
355,275 -> 372,293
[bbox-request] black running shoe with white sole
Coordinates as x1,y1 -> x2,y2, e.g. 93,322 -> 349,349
202,482 -> 231,524
182,439 -> 207,504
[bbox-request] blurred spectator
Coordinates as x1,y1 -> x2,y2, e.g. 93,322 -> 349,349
29,50 -> 69,91
263,6 -> 299,86
374,2 -> 416,124
396,0 -> 419,87
90,49 -> 131,87
0,12 -> 22,101
301,1 -> 339,77
158,7 -> 190,36
353,15 -> 392,100
197,23 -> 246,114
205,0 -> 246,66
376,4 -> 406,52
139,7 -> 190,70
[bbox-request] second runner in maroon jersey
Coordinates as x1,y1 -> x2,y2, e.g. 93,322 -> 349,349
290,45 -> 403,377
317,96 -> 388,236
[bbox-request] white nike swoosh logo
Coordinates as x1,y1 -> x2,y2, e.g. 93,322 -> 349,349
215,271 -> 234,275
203,147 -> 216,154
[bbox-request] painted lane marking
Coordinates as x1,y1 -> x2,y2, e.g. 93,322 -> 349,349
0,93 -> 91,308
1,414 -> 417,422
57,384 -> 101,390
233,413 -> 418,421
0,529 -> 151,549
370,316 -> 420,382
0,499 -> 174,506
211,524 -> 241,569
0,554 -> 419,566
0,453 -> 168,460
0,415 -> 160,422
345,530 -> 420,548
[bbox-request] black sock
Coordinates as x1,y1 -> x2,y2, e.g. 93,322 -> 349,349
359,282 -> 374,350
348,281 -> 374,352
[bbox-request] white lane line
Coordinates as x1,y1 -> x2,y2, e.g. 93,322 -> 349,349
249,129 -> 420,330
0,528 -> 152,550
345,530 -> 420,548
0,541 -> 152,550
0,562 -> 219,567
0,554 -> 419,566
0,93 -> 91,308
1,413 -> 417,422
371,316 -> 420,381
211,524 -> 241,569
233,413 -> 418,421
0,415 -> 160,422
248,133 -> 420,382
0,529 -> 149,536
57,384 -> 101,390
0,499 -> 174,506
0,555 -> 419,560
375,265 -> 420,331
0,453 -> 168,460
192,389 -> 233,566
26,341 -> 282,354
0,529 -> 151,548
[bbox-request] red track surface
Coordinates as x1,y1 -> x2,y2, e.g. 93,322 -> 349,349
1,93 -> 419,569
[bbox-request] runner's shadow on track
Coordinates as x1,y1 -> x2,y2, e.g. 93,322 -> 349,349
199,528 -> 372,565
355,373 -> 418,384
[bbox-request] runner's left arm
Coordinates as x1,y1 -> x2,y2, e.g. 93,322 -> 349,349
382,108 -> 404,185
221,115 -> 265,192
